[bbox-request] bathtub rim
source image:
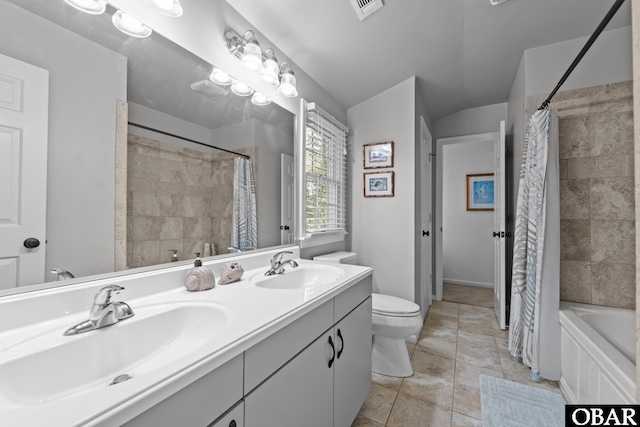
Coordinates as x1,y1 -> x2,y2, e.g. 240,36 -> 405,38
559,301 -> 635,404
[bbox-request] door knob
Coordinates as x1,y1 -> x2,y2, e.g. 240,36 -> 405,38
280,225 -> 290,230
422,230 -> 429,237
23,238 -> 40,249
493,232 -> 499,238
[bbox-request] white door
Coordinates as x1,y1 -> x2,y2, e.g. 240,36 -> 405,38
280,153 -> 294,245
493,120 -> 507,329
0,54 -> 48,290
419,118 -> 433,317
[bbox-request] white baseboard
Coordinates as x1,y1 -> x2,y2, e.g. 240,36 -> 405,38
443,278 -> 493,289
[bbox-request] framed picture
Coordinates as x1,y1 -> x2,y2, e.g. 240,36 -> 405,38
363,141 -> 394,169
467,173 -> 495,211
364,171 -> 394,197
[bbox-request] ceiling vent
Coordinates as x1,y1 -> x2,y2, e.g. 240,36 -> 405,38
349,0 -> 384,21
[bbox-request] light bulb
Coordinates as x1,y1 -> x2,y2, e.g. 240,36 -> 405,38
240,31 -> 262,72
259,49 -> 279,86
251,92 -> 271,106
209,68 -> 234,86
112,11 -> 153,38
144,0 -> 183,17
231,80 -> 254,97
64,0 -> 107,15
278,71 -> 298,97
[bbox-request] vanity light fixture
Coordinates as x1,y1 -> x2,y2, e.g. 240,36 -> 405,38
209,67 -> 234,85
277,63 -> 298,98
259,49 -> 280,86
231,80 -> 254,97
225,29 -> 299,98
112,11 -> 153,38
64,0 -> 107,15
251,92 -> 271,106
144,0 -> 183,17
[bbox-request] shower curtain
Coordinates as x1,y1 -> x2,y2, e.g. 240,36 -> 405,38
231,157 -> 257,252
509,108 -> 561,381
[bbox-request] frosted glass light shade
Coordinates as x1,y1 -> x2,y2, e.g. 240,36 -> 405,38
241,42 -> 262,72
209,68 -> 234,86
277,71 -> 298,97
64,0 -> 107,14
259,57 -> 279,86
251,92 -> 271,106
231,80 -> 254,97
240,31 -> 262,72
145,0 -> 183,17
112,11 -> 152,38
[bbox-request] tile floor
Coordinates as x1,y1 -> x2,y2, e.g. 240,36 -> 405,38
442,283 -> 494,308
352,299 -> 560,426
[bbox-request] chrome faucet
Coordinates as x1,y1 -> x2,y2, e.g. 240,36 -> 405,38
265,251 -> 299,276
63,285 -> 134,336
51,268 -> 75,281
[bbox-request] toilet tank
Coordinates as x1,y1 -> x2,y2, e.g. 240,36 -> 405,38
313,251 -> 358,265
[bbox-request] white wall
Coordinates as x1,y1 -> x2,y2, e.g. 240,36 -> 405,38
128,102 -> 213,148
442,140 -> 495,287
0,2 -> 127,280
433,103 -> 508,139
526,26 -> 632,97
253,120 -> 294,248
348,77 -> 416,301
507,54 -> 527,229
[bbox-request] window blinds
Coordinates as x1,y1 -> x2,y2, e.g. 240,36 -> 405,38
304,103 -> 348,235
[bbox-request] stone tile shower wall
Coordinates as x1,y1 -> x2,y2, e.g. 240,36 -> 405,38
526,81 -> 635,310
126,134 -> 253,268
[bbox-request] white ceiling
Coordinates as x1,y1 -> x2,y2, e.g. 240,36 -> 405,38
225,0 -> 632,121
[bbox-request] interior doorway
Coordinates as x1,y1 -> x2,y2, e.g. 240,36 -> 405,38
435,132 -> 495,301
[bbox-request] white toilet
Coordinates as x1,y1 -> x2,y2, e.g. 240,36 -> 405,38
313,252 -> 423,378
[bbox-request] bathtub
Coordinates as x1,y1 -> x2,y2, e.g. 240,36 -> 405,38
559,301 -> 636,404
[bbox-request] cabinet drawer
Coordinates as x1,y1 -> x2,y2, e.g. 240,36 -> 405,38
334,276 -> 372,323
244,299 -> 333,393
122,354 -> 243,427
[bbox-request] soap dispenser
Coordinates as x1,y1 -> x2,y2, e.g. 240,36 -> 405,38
184,252 -> 215,292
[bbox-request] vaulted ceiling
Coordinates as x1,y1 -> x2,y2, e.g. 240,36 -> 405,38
225,0 -> 632,121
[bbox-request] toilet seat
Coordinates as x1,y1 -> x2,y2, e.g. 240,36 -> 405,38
372,293 -> 420,317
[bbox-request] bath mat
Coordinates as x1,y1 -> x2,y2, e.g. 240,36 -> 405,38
480,375 -> 565,427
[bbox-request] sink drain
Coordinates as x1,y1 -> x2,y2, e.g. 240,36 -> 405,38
109,374 -> 132,386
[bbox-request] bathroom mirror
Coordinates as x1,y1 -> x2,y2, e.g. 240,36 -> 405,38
0,0 -> 295,294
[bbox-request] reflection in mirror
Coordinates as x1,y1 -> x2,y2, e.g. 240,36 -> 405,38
0,0 -> 295,294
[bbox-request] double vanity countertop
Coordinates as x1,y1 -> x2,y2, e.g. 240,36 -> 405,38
0,247 -> 372,426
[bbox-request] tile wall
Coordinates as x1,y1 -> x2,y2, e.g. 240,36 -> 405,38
126,134 -> 254,268
526,81 -> 635,310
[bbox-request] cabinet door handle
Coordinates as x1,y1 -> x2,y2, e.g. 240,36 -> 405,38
336,329 -> 344,359
229,421 -> 236,427
328,335 -> 335,368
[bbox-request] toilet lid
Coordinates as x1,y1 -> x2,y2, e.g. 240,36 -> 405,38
372,293 -> 420,317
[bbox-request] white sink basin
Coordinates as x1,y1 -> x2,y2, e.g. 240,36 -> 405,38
0,301 -> 231,406
251,265 -> 345,290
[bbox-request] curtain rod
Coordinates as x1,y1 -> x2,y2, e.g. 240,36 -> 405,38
128,122 -> 251,159
539,0 -> 626,110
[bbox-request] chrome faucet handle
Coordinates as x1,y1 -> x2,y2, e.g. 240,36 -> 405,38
271,251 -> 293,267
93,285 -> 125,307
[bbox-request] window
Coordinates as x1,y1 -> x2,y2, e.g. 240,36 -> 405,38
296,101 -> 348,247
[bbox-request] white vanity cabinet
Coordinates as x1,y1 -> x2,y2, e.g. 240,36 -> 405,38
244,276 -> 372,427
